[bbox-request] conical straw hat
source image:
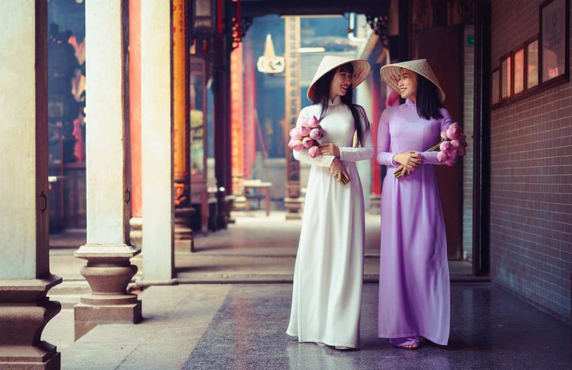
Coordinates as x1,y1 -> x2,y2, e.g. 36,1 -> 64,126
380,59 -> 446,102
307,56 -> 371,101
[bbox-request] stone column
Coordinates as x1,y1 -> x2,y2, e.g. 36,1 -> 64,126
173,0 -> 194,243
354,71 -> 373,212
74,0 -> 142,340
129,0 -> 143,249
284,16 -> 303,220
369,67 -> 385,215
141,0 -> 175,281
0,1 -> 62,368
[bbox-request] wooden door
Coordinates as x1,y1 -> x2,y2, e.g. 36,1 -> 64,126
417,25 -> 464,260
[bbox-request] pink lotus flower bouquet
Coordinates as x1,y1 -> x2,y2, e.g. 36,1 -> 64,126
394,122 -> 468,178
288,115 -> 350,185
288,115 -> 324,158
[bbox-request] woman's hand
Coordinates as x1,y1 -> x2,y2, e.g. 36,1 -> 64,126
329,158 -> 349,183
394,151 -> 424,176
395,164 -> 415,176
319,143 -> 341,157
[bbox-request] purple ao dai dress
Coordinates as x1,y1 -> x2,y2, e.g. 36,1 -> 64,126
376,99 -> 452,346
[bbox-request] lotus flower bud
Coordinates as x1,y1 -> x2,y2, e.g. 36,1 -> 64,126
308,146 -> 321,158
309,127 -> 323,140
302,137 -> 314,148
457,146 -> 467,156
446,125 -> 460,140
308,116 -> 320,128
289,128 -> 302,140
298,124 -> 311,137
440,130 -> 448,140
440,141 -> 453,152
437,151 -> 448,162
451,139 -> 461,148
288,139 -> 296,149
291,140 -> 304,151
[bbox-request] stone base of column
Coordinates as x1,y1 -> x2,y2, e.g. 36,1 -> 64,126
216,195 -> 232,229
369,194 -> 381,215
74,244 -> 142,340
0,275 -> 62,370
129,217 -> 143,249
0,353 -> 61,370
284,197 -> 303,220
174,207 -> 193,241
74,300 -> 142,341
226,195 -> 236,224
174,207 -> 194,252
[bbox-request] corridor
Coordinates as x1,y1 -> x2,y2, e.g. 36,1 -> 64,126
48,211 -> 477,285
43,282 -> 572,369
2,1 -> 571,369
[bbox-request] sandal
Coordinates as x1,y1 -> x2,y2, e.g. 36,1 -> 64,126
390,336 -> 420,349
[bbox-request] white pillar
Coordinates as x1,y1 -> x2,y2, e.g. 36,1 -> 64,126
74,0 -> 142,340
355,78 -> 373,211
0,1 -> 62,369
141,0 -> 175,281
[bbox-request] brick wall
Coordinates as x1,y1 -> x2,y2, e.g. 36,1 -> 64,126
490,0 -> 572,323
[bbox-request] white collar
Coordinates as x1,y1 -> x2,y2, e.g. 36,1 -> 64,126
328,96 -> 342,106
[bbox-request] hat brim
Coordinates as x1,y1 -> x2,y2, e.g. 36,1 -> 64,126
380,64 -> 446,103
307,59 -> 371,101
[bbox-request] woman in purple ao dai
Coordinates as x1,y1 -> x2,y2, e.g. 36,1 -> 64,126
376,59 -> 453,349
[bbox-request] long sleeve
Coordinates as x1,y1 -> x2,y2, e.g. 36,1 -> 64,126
421,108 -> 453,165
292,108 -> 336,168
376,108 -> 399,167
293,148 -> 336,167
339,111 -> 374,162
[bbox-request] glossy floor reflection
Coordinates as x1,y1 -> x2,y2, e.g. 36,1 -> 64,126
183,283 -> 572,370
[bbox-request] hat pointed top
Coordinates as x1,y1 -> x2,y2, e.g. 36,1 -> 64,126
380,59 -> 446,103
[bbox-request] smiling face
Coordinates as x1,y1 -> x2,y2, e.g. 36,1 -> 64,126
329,65 -> 353,99
397,68 -> 418,101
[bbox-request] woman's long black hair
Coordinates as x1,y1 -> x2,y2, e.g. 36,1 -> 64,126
311,63 -> 369,146
414,73 -> 444,120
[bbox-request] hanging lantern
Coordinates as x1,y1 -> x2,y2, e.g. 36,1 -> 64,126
190,0 -> 217,58
257,34 -> 285,74
191,0 -> 214,34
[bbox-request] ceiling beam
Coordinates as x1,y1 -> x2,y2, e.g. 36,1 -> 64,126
242,0 -> 390,18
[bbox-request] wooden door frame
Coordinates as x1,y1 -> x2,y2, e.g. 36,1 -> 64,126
472,0 -> 491,276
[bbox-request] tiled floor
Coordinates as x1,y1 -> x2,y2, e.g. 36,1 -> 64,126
44,213 -> 572,369
44,282 -> 572,369
184,284 -> 572,370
